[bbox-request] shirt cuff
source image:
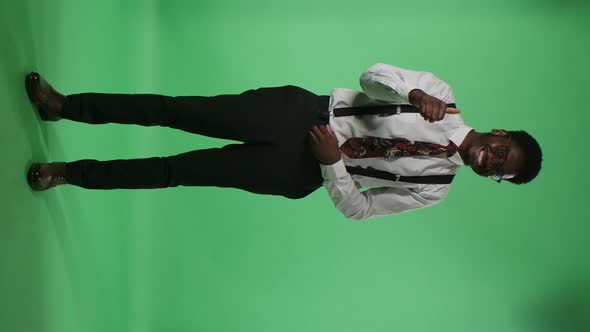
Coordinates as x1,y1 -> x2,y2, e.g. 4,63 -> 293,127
396,83 -> 420,102
319,159 -> 348,180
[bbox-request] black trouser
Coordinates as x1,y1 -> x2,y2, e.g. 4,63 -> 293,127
62,85 -> 330,199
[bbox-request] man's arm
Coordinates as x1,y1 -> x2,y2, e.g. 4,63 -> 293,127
360,63 -> 460,122
309,125 -> 446,220
320,160 -> 447,220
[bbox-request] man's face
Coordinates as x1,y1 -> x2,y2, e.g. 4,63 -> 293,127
466,129 -> 525,181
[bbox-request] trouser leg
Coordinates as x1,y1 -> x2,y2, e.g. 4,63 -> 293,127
62,85 -> 326,144
65,142 -> 323,199
61,85 -> 330,197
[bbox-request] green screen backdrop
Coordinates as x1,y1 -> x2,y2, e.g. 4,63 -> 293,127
1,0 -> 589,331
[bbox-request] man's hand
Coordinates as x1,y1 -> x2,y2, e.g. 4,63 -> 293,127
309,125 -> 341,165
409,89 -> 461,122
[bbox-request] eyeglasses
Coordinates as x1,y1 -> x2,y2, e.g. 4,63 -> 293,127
489,136 -> 512,183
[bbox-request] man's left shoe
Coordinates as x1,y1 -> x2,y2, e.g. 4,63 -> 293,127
24,72 -> 66,121
27,162 -> 68,191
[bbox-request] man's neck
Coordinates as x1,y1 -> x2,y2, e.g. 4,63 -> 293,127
458,130 -> 479,165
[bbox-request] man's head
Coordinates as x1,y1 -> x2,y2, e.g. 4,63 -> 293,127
460,129 -> 543,184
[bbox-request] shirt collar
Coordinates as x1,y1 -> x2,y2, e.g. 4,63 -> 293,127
448,125 -> 473,166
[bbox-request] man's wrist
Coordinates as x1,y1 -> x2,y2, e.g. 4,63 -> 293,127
409,89 -> 426,106
320,155 -> 341,166
320,159 -> 348,180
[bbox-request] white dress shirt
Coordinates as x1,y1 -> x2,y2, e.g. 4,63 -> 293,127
321,63 -> 473,220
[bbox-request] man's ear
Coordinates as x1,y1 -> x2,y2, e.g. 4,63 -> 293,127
491,129 -> 509,136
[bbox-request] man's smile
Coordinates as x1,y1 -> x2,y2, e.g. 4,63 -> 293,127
473,146 -> 484,168
472,146 -> 493,172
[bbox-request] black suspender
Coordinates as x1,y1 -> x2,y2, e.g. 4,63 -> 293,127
333,103 -> 456,117
346,166 -> 456,185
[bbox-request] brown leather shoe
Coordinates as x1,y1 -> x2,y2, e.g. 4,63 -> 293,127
27,162 -> 68,191
25,72 -> 65,121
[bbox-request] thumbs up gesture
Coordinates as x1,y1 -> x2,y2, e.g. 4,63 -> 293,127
409,89 -> 461,122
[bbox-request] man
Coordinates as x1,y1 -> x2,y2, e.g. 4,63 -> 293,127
25,63 -> 542,220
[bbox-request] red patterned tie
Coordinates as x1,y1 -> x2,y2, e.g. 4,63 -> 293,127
339,136 -> 458,159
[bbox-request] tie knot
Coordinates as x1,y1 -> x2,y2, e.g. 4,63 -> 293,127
446,141 -> 458,157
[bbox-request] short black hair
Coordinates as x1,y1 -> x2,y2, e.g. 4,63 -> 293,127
507,130 -> 543,184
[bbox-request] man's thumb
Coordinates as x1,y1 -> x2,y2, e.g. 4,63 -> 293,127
446,107 -> 461,114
